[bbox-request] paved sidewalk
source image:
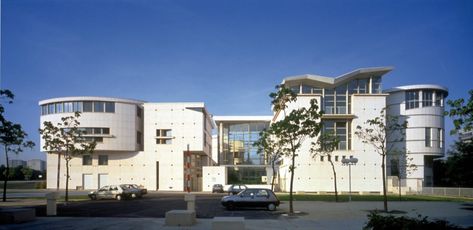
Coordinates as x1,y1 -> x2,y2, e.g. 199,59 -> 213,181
1,201 -> 472,229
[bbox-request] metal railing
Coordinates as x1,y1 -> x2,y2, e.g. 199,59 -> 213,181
416,187 -> 473,198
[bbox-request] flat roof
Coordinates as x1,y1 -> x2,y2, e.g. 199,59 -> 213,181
384,84 -> 449,96
39,96 -> 145,105
213,116 -> 273,123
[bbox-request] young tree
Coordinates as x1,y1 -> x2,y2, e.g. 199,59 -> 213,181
446,89 -> 473,134
355,108 -> 406,212
389,149 -> 417,201
268,85 -> 324,214
0,90 -> 35,201
254,128 -> 283,191
310,132 -> 340,202
39,112 -> 96,203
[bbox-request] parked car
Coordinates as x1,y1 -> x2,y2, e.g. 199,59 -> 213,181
227,184 -> 247,195
221,188 -> 280,211
212,184 -> 224,193
88,185 -> 133,200
122,184 -> 147,198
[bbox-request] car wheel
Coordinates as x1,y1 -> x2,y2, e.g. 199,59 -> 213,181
116,195 -> 122,201
267,203 -> 276,211
226,202 -> 234,211
90,195 -> 96,200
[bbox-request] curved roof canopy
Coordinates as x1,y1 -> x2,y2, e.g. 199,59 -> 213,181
281,66 -> 394,88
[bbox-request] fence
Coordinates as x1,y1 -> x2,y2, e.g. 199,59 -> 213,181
415,187 -> 473,198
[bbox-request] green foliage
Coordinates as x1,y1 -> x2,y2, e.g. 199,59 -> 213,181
364,212 -> 464,230
355,108 -> 407,212
254,127 -> 284,191
0,90 -> 35,202
264,84 -> 324,214
39,112 -> 96,202
311,132 -> 340,201
446,89 -> 473,135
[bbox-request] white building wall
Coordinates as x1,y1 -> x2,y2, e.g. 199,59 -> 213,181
386,86 -> 447,190
143,103 -> 211,191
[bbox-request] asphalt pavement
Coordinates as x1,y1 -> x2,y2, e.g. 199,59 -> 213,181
1,191 -> 472,229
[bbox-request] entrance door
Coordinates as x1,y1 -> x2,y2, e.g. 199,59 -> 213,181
83,174 -> 93,189
98,174 -> 108,188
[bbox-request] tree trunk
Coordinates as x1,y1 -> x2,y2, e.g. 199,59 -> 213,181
382,154 -> 388,212
271,158 -> 277,191
65,157 -> 70,204
56,152 -> 61,190
289,150 -> 296,214
329,158 -> 338,202
3,146 -> 9,202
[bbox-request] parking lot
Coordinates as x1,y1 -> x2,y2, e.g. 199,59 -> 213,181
33,192 -> 286,219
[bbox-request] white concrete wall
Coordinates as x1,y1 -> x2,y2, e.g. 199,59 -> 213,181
143,103 -> 211,191
202,166 -> 226,192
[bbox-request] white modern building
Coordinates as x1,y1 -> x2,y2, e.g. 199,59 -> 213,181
39,97 -> 212,191
39,67 -> 448,193
273,67 -> 393,193
385,85 -> 448,189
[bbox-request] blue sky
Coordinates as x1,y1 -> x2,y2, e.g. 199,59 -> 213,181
1,0 -> 472,163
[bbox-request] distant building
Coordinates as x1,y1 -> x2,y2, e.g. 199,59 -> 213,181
27,159 -> 46,172
8,160 -> 26,168
459,130 -> 473,143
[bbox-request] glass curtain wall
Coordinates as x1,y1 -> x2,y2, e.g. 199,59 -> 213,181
221,122 -> 269,165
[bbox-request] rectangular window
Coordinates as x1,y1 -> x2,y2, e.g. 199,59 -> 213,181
73,102 -> 83,112
290,85 -> 300,94
156,129 -> 172,144
324,89 -> 335,114
425,127 -> 432,147
349,80 -> 358,94
83,102 -> 93,112
320,156 -> 324,162
94,102 -> 105,112
438,129 -> 443,148
137,106 -> 142,118
358,79 -> 368,93
82,155 -> 92,165
64,102 -> 73,113
105,102 -> 115,113
102,128 -> 110,135
335,155 -> 339,161
435,92 -> 444,107
56,103 -> 63,113
98,155 -> 108,165
137,131 -> 142,145
336,85 -> 347,114
41,105 -> 48,115
48,104 -> 56,114
423,90 -> 433,107
406,91 -> 420,109
323,121 -> 350,150
371,76 -> 382,94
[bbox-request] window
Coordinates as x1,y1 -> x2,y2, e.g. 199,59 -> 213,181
335,156 -> 339,162
323,121 -> 351,150
105,102 -> 115,113
435,92 -> 444,107
79,127 -> 110,135
371,76 -> 382,94
290,85 -> 300,94
82,155 -> 92,165
83,102 -> 93,112
301,85 -> 323,94
335,86 -> 347,114
48,104 -> 56,114
84,137 -> 103,143
41,105 -> 48,115
56,103 -> 63,113
98,155 -> 108,165
423,90 -> 433,107
64,102 -> 73,113
137,131 -> 142,145
425,128 -> 432,147
320,156 -> 324,161
73,102 -> 82,112
137,106 -> 142,118
358,79 -> 368,93
437,129 -> 443,148
156,129 -> 172,144
94,102 -> 105,112
406,91 -> 420,109
324,89 -> 335,114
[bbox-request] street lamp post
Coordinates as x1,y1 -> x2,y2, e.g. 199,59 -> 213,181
341,157 -> 358,202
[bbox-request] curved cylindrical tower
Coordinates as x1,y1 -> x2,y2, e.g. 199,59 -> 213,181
385,85 -> 448,190
39,96 -> 144,189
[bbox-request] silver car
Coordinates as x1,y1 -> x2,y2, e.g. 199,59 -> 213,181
221,188 -> 280,211
88,185 -> 132,200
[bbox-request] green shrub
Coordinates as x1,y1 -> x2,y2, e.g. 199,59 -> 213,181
364,211 -> 466,230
